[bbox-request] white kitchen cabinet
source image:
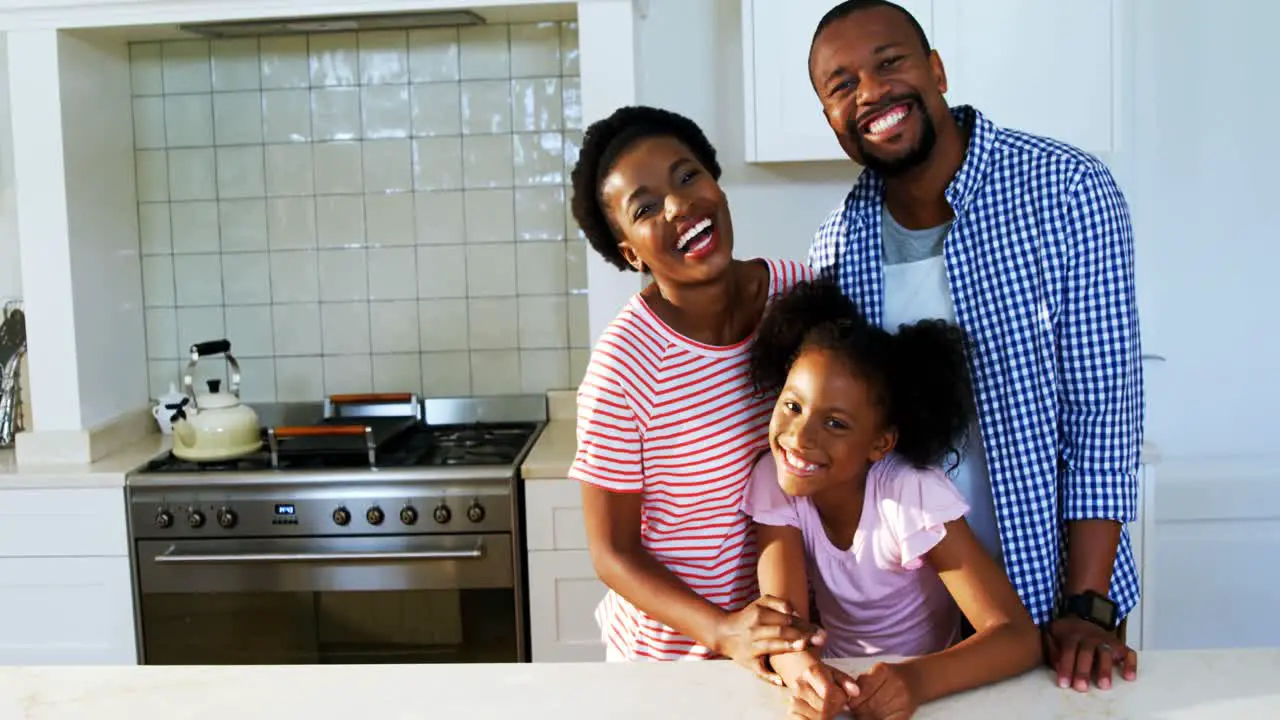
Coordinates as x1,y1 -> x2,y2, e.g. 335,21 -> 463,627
931,0 -> 1117,155
525,479 -> 607,662
1143,457 -> 1280,651
742,0 -> 1117,163
0,487 -> 138,665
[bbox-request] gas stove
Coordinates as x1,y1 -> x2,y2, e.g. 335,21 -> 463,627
136,421 -> 541,475
126,395 -> 546,666
129,395 -> 546,484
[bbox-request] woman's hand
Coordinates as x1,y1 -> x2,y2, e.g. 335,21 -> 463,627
846,662 -> 919,720
714,595 -> 825,684
786,662 -> 859,719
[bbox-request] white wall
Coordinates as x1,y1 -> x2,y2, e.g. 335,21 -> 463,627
58,31 -> 148,428
0,33 -> 20,302
1123,0 -> 1280,462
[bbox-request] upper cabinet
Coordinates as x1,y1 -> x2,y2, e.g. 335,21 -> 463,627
743,0 -> 1117,163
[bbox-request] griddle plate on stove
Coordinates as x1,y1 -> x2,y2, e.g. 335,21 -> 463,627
270,416 -> 420,456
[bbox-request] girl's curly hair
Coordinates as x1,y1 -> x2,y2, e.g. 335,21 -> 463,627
750,278 -> 976,469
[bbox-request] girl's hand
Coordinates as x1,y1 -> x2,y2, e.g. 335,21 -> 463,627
714,595 -> 825,684
787,662 -> 859,719
846,662 -> 919,720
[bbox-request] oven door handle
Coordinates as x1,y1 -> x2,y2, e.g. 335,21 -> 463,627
153,540 -> 486,565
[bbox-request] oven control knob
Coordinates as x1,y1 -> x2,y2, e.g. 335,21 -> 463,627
188,510 -> 206,528
400,506 -> 418,525
466,502 -> 485,523
332,507 -> 351,526
154,510 -> 173,529
432,504 -> 451,524
217,507 -> 237,529
366,506 -> 384,525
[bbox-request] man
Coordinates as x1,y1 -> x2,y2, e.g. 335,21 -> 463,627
806,0 -> 1144,695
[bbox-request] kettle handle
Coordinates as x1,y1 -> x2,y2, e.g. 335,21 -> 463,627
183,339 -> 241,400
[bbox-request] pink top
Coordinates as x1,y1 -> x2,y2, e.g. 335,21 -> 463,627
741,453 -> 969,658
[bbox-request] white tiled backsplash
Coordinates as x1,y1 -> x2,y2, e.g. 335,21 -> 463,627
130,22 -> 589,403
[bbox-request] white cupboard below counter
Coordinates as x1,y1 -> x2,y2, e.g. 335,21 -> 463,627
525,479 -> 607,662
0,487 -> 137,665
742,0 -> 1118,163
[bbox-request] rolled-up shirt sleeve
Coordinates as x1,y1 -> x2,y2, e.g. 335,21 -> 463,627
1056,164 -> 1143,523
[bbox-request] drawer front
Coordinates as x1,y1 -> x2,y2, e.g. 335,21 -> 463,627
0,488 -> 128,557
525,479 -> 589,551
0,556 -> 137,665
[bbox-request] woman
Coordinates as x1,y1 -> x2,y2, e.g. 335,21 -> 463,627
568,105 -> 820,680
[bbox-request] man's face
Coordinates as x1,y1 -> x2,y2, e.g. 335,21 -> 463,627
809,6 -> 949,176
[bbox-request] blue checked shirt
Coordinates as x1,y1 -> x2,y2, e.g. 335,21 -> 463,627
809,106 -> 1144,626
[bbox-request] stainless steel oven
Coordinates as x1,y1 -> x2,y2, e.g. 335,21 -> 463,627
126,395 -> 544,666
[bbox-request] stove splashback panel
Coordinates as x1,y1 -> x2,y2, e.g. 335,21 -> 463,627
423,396 -> 548,426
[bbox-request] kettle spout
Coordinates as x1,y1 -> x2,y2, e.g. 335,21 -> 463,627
170,413 -> 196,447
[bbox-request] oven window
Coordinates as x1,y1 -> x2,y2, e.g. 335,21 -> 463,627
140,589 -> 518,665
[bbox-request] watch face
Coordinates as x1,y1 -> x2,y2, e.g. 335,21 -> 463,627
1090,595 -> 1116,624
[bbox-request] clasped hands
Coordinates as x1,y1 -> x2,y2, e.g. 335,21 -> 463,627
713,595 -> 915,720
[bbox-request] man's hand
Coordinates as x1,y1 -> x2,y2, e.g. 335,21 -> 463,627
1043,617 -> 1138,691
846,662 -> 918,720
786,662 -> 859,720
714,595 -> 826,685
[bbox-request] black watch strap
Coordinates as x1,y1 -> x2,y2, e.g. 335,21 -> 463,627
1060,590 -> 1118,632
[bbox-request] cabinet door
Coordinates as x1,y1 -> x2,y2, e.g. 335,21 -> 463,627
525,479 -> 589,552
0,556 -> 137,665
527,550 -> 607,662
932,0 -> 1115,154
743,0 -> 934,162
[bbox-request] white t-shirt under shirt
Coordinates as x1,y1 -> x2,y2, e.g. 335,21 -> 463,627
741,453 -> 969,658
881,207 -> 1004,567
569,258 -> 815,661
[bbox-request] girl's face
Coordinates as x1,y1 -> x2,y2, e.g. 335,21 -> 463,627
769,346 -> 897,497
598,135 -> 735,285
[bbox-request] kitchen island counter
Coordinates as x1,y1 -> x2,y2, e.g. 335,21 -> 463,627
0,649 -> 1275,719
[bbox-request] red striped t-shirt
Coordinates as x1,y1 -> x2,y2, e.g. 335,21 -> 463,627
570,258 -> 815,661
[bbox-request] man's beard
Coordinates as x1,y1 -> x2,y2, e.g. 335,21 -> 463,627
849,97 -> 937,177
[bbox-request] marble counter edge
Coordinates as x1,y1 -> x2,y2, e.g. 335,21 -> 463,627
521,419 -> 576,480
0,649 -> 1277,719
0,435 -> 169,489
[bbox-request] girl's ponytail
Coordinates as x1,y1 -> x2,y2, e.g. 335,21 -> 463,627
887,319 -> 976,470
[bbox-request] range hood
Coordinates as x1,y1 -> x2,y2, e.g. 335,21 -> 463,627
179,10 -> 485,38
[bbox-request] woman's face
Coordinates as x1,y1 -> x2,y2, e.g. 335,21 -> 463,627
598,135 -> 734,285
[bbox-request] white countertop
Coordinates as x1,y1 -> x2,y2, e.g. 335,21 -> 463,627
0,435 -> 167,489
0,650 -> 1274,718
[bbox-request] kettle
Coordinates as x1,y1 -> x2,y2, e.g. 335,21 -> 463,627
170,339 -> 262,462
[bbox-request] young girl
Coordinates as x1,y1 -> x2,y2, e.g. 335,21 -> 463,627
567,105 -> 822,676
742,279 -> 1041,720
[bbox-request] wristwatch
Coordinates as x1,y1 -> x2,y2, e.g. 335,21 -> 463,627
1060,590 -> 1118,632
